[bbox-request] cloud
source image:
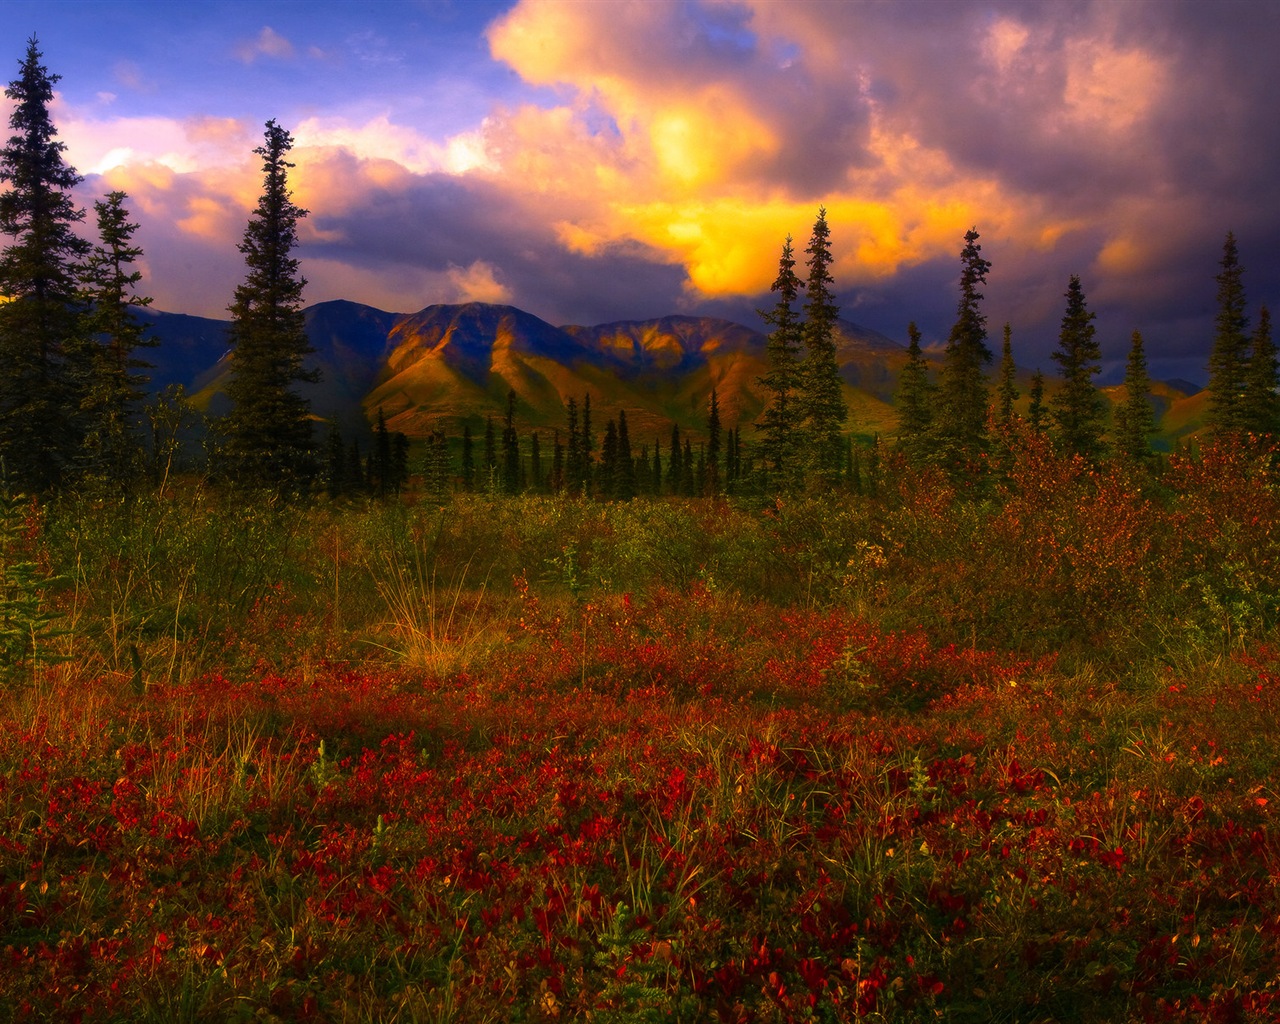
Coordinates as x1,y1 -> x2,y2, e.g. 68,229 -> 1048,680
235,27 -> 296,64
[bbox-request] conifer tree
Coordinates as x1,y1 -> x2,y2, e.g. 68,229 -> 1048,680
502,388 -> 519,494
223,119 -> 318,491
651,439 -> 661,495
616,409 -> 635,500
681,438 -> 695,495
482,415 -> 496,492
324,424 -> 344,498
460,424 -> 475,491
895,321 -> 933,459
75,190 -> 155,486
551,430 -> 564,493
667,424 -> 682,494
1027,371 -> 1047,432
1113,329 -> 1156,463
937,228 -> 993,463
996,322 -> 1019,427
0,38 -> 90,491
580,393 -> 594,493
1050,275 -> 1104,459
565,398 -> 583,495
529,431 -> 542,492
705,387 -> 722,495
798,208 -> 847,480
599,419 -> 618,499
1241,306 -> 1279,436
756,235 -> 804,487
344,438 -> 364,494
1206,232 -> 1250,433
373,408 -> 391,496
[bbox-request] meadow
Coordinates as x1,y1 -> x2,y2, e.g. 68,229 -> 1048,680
2,432 -> 1279,1022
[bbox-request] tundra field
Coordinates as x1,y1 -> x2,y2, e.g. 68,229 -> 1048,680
3,436 -> 1280,1022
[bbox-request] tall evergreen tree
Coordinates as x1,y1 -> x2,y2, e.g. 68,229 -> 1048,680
1027,371 -> 1047,432
565,398 -> 583,495
580,393 -> 594,493
705,387 -> 722,495
651,438 -> 661,495
223,119 -> 318,491
1241,306 -> 1279,436
482,415 -> 496,491
0,37 -> 90,491
667,424 -> 682,494
460,424 -> 475,491
551,430 -> 564,493
529,431 -> 543,492
75,190 -> 154,485
681,438 -> 695,496
996,322 -> 1019,427
599,419 -> 618,498
797,208 -> 847,480
324,424 -> 345,499
1050,275 -> 1105,459
895,321 -> 933,459
755,235 -> 805,487
502,388 -> 520,494
373,408 -> 391,496
616,409 -> 635,500
937,228 -> 993,463
1206,232 -> 1250,433
1113,329 -> 1156,463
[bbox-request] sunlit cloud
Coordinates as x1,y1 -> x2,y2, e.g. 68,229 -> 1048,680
235,27 -> 295,64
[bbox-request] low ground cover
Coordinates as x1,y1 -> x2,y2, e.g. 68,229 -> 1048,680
3,438 -> 1280,1021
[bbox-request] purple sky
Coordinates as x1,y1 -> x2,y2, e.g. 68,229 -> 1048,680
4,0 -> 1279,382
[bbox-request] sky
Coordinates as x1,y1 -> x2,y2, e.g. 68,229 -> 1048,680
3,0 -> 1278,383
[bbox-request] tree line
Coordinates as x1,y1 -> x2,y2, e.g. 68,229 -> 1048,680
2,37 -> 1276,503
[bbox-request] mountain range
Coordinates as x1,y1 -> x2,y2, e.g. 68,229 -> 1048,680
141,299 -> 1206,447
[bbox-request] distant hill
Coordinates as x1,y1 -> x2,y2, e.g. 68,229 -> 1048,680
136,299 -> 1204,448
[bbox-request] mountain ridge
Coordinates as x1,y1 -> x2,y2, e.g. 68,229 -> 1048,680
140,298 -> 1205,446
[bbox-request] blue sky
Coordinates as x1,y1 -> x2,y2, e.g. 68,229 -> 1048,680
4,1 -> 1279,382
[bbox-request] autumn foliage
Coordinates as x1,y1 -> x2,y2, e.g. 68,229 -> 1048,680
3,435 -> 1280,1021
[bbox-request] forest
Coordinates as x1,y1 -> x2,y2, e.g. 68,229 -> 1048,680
3,36 -> 1280,1024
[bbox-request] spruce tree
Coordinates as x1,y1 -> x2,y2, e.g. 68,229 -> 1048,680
937,228 -> 993,464
1050,275 -> 1104,459
996,322 -> 1019,427
461,424 -> 475,491
223,119 -> 318,491
599,419 -> 618,498
1027,371 -> 1047,432
667,424 -> 682,494
373,408 -> 391,496
616,409 -> 635,500
756,235 -> 804,487
565,398 -> 583,495
1113,329 -> 1156,463
705,387 -> 722,495
895,321 -> 933,459
502,388 -> 519,494
76,190 -> 155,486
529,431 -> 542,492
580,393 -> 594,493
0,38 -> 90,491
681,438 -> 695,495
551,430 -> 564,493
324,424 -> 344,498
482,415 -> 496,492
797,208 -> 847,481
1241,306 -> 1279,436
1206,232 -> 1250,433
